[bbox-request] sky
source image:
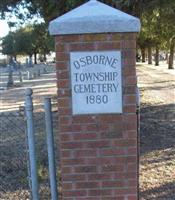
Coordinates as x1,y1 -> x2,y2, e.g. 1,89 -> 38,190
0,20 -> 10,37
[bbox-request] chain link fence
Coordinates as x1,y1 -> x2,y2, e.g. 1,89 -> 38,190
0,111 -> 30,200
0,105 -> 59,200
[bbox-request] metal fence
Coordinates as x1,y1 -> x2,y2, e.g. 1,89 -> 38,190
0,106 -> 59,200
0,111 -> 30,200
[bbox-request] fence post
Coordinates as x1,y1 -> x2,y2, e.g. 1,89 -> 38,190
44,98 -> 58,200
25,88 -> 39,200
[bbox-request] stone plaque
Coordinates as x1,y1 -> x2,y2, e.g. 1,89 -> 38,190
70,51 -> 122,115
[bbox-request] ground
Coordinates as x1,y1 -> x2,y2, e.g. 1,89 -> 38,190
137,62 -> 175,200
0,62 -> 175,199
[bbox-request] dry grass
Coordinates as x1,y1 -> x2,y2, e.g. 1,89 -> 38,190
138,63 -> 175,200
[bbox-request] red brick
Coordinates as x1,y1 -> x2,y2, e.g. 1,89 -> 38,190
62,166 -> 73,174
97,115 -> 122,122
102,180 -> 125,188
83,34 -> 107,41
58,107 -> 71,115
59,116 -> 71,125
60,124 -> 82,132
72,116 -> 96,124
114,139 -> 137,147
77,198 -> 101,200
99,131 -> 123,139
123,121 -> 137,131
113,188 -> 137,195
57,89 -> 71,97
74,165 -> 97,173
123,86 -> 136,94
56,62 -> 68,70
55,43 -> 65,52
122,50 -> 136,59
124,95 -> 136,105
123,114 -> 137,122
62,158 -> 85,166
85,124 -> 98,131
60,150 -> 72,158
57,70 -> 69,79
85,140 -> 111,148
123,131 -> 137,139
61,141 -> 84,149
97,123 -> 109,131
85,157 -> 119,165
95,42 -> 121,50
56,52 -> 69,61
128,179 -> 137,187
126,147 -> 137,155
123,58 -> 136,66
123,67 -> 136,76
111,33 -> 122,41
99,148 -> 126,156
109,123 -> 123,133
102,197 -> 124,200
127,195 -> 138,200
101,164 -> 125,172
124,105 -> 137,113
127,163 -> 137,172
73,149 -> 97,158
75,181 -> 99,189
57,79 -> 69,88
55,31 -> 138,199
62,183 -> 73,190
60,134 -> 72,142
55,35 -> 63,42
122,40 -> 136,49
87,173 -> 112,181
125,76 -> 137,86
63,189 -> 87,197
62,34 -> 83,42
122,33 -> 136,40
62,174 -> 86,181
68,43 -> 95,51
88,189 -> 112,196
73,133 -> 97,141
58,98 -> 70,107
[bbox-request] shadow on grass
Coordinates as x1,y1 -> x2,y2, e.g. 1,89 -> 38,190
140,181 -> 175,200
140,103 -> 175,155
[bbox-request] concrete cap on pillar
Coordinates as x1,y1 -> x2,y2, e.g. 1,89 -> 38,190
49,0 -> 141,35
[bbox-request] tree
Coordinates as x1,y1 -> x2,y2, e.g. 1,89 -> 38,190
1,0 -> 174,69
137,0 -> 175,68
159,3 -> 175,69
31,23 -> 54,62
1,23 -> 54,63
1,32 -> 17,61
0,0 -> 84,24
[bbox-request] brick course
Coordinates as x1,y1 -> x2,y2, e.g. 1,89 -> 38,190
55,33 -> 138,200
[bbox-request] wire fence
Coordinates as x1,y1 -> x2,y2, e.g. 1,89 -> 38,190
0,107 -> 59,200
0,111 -> 30,200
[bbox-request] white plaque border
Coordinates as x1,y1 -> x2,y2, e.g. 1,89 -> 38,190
70,50 -> 123,115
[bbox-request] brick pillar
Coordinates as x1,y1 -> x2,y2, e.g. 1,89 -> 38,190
55,33 -> 138,200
